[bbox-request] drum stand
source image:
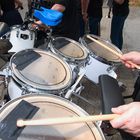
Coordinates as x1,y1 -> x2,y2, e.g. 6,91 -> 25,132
65,72 -> 95,106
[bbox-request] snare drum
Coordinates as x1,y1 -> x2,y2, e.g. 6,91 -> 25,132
82,34 -> 122,84
8,25 -> 35,53
0,94 -> 105,140
8,49 -> 73,99
49,37 -> 89,73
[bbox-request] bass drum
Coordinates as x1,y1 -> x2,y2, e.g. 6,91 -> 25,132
8,25 -> 35,53
8,49 -> 73,99
0,94 -> 105,140
82,34 -> 122,84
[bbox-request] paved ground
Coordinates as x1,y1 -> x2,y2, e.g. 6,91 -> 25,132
0,3 -> 140,140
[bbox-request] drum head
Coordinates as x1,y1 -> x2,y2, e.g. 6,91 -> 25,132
83,34 -> 122,63
51,37 -> 88,61
10,49 -> 72,90
0,95 -> 105,140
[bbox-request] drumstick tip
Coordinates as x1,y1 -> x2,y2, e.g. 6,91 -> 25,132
17,119 -> 25,127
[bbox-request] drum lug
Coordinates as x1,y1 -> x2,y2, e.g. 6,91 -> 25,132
106,65 -> 114,73
87,58 -> 92,65
16,30 -> 20,38
30,32 -> 33,40
1,66 -> 11,87
21,86 -> 29,95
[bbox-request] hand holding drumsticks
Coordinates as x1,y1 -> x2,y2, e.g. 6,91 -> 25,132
17,114 -> 119,127
87,35 -> 140,70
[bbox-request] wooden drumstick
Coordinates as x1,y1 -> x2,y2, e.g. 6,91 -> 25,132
17,114 -> 119,127
87,35 -> 140,70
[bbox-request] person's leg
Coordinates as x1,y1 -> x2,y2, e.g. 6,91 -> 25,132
88,17 -> 101,36
2,10 -> 23,26
108,7 -> 112,18
79,14 -> 85,37
110,15 -> 127,50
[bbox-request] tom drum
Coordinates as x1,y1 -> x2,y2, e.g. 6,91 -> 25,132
82,34 -> 122,84
0,94 -> 105,140
8,49 -> 73,99
49,37 -> 89,74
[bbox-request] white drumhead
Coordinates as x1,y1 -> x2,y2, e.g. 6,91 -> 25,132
83,34 -> 122,63
0,94 -> 105,140
51,37 -> 88,61
10,49 -> 72,90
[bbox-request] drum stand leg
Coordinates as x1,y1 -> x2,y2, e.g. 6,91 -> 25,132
65,73 -> 85,99
72,91 -> 96,106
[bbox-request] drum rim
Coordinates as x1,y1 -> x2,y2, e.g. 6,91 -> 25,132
50,37 -> 88,61
10,25 -> 21,30
10,49 -> 73,90
83,34 -> 123,65
0,94 -> 105,140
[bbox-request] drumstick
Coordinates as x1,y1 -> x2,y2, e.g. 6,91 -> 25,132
17,114 -> 119,127
87,35 -> 140,70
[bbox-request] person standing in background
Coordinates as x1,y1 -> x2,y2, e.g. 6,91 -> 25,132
0,0 -> 23,27
110,0 -> 129,50
87,0 -> 103,36
79,0 -> 89,37
34,0 -> 81,41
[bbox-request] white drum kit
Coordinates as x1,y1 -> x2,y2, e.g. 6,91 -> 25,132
0,33 -> 122,139
0,33 -> 122,100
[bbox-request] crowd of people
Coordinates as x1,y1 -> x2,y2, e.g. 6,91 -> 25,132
1,0 -> 140,139
0,0 -> 129,50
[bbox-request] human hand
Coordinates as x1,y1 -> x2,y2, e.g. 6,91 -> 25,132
15,0 -> 23,9
32,20 -> 50,32
110,102 -> 140,137
120,51 -> 140,69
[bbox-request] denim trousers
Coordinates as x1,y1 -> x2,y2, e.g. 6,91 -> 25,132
88,16 -> 102,36
110,15 -> 128,50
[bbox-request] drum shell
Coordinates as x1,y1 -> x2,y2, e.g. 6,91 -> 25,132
85,56 -> 117,84
0,94 -> 105,140
81,34 -> 122,83
8,26 -> 35,53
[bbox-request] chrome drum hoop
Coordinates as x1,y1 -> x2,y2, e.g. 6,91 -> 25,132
9,49 -> 73,91
81,34 -> 123,66
49,37 -> 89,66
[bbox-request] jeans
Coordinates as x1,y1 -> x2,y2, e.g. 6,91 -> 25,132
110,15 -> 128,50
88,17 -> 102,36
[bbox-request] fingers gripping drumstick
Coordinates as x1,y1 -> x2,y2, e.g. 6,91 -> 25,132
87,35 -> 140,70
